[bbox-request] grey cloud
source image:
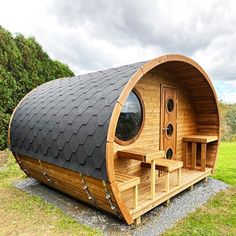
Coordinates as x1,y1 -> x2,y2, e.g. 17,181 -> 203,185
50,0 -> 236,55
1,0 -> 235,101
37,27 -> 114,73
42,0 -> 236,84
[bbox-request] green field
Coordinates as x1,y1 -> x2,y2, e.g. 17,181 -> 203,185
213,142 -> 236,186
0,150 -> 101,236
0,143 -> 236,235
164,142 -> 236,236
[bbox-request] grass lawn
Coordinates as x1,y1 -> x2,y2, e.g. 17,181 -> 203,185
213,142 -> 236,186
0,150 -> 102,236
0,143 -> 235,235
164,142 -> 236,236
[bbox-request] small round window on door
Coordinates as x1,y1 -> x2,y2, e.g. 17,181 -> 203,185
167,123 -> 173,136
167,98 -> 174,112
166,148 -> 173,159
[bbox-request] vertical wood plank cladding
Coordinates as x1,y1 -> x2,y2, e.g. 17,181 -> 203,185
114,69 -> 197,174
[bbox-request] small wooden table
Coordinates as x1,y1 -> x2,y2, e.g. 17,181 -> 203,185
182,135 -> 218,171
117,148 -> 165,200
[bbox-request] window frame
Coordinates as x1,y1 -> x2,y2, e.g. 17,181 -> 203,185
166,97 -> 175,114
115,89 -> 145,146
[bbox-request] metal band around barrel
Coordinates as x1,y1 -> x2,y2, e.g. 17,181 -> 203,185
38,160 -> 52,183
14,153 -> 30,176
102,180 -> 121,217
80,173 -> 98,207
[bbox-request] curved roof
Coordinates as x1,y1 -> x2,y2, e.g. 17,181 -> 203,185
9,61 -> 146,180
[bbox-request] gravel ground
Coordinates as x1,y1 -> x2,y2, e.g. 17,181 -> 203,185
15,177 -> 228,236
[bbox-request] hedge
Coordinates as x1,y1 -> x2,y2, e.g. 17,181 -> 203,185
0,26 -> 74,149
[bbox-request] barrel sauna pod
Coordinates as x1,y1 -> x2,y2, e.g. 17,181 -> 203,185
9,54 -> 220,225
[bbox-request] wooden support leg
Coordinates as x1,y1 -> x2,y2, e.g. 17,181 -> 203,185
134,216 -> 141,226
165,172 -> 170,192
133,185 -> 138,210
201,143 -> 207,172
183,141 -> 188,168
151,160 -> 156,200
188,185 -> 194,191
177,168 -> 181,186
191,143 -> 197,170
164,199 -> 170,207
204,176 -> 208,183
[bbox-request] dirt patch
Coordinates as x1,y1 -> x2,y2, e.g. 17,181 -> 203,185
0,151 -> 8,168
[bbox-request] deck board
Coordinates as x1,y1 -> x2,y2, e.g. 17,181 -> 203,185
119,167 -> 212,219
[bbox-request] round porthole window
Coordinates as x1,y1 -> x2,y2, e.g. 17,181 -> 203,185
166,123 -> 174,136
115,90 -> 143,144
167,98 -> 174,112
166,148 -> 173,159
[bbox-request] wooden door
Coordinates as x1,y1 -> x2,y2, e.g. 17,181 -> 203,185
160,85 -> 178,159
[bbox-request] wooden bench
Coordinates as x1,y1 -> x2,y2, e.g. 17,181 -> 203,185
116,172 -> 140,210
141,159 -> 183,192
117,148 -> 165,200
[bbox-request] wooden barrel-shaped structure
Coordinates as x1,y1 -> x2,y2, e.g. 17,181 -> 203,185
9,54 -> 220,224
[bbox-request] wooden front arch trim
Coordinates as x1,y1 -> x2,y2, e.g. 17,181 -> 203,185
106,54 -> 220,223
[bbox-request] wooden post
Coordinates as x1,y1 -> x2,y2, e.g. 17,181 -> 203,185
201,143 -> 207,172
183,141 -> 188,168
133,185 -> 138,210
165,172 -> 170,192
151,160 -> 156,200
188,185 -> 194,191
177,168 -> 181,186
134,216 -> 141,226
191,143 -> 197,170
164,199 -> 170,207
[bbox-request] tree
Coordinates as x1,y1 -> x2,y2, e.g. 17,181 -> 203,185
224,107 -> 236,141
0,25 -> 74,149
219,101 -> 236,141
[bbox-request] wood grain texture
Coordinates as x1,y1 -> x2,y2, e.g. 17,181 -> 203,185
140,159 -> 183,172
109,55 -> 219,223
17,155 -> 122,218
191,142 -> 197,170
183,135 -> 218,143
129,167 -> 212,219
201,143 -> 207,172
116,172 -> 140,191
151,160 -> 156,200
114,70 -> 198,173
160,84 -> 178,158
117,148 -> 165,162
108,54 -> 220,181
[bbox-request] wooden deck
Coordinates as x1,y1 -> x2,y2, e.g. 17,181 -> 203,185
119,167 -> 212,220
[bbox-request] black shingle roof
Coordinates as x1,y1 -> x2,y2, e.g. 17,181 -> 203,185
10,61 -> 146,181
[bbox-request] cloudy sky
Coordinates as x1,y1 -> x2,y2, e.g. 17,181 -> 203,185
0,0 -> 236,103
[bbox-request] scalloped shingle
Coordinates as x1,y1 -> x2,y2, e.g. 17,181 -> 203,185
10,61 -> 146,181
